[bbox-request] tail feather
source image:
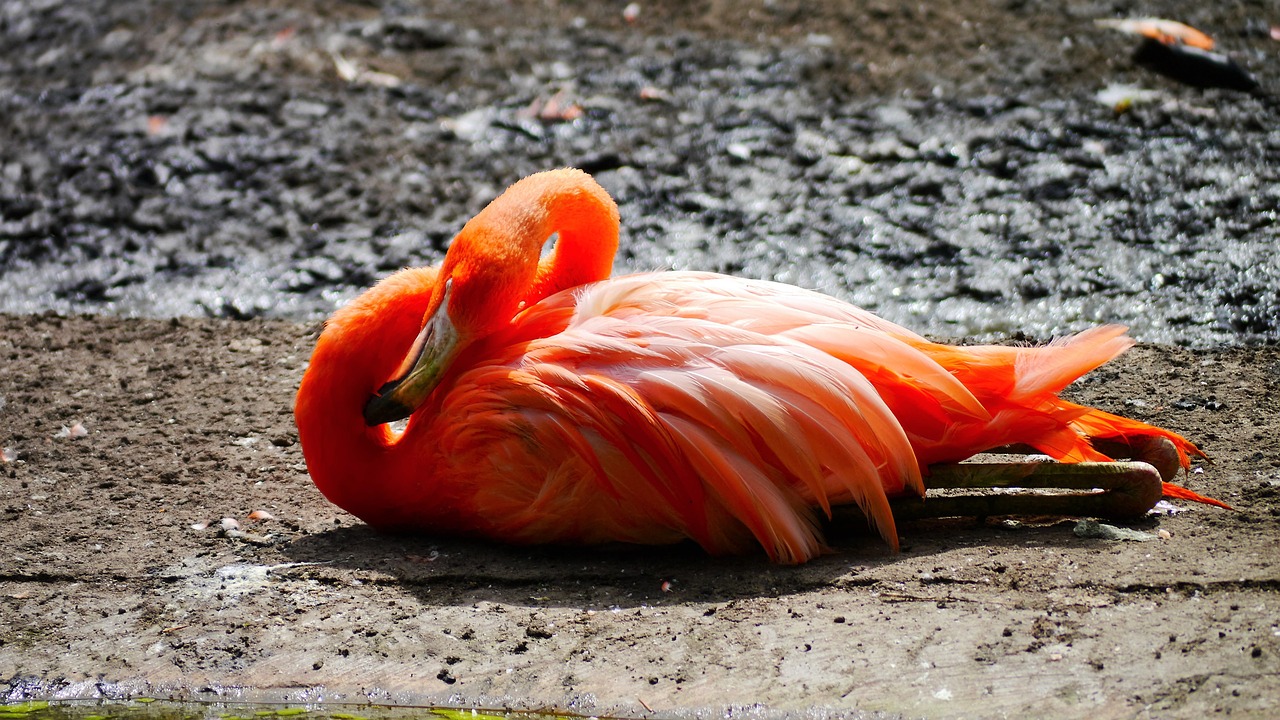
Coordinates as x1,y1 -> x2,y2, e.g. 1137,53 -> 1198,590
902,327 -> 1134,465
1066,405 -> 1205,469
1013,325 -> 1134,400
1160,481 -> 1233,510
905,326 -> 1221,512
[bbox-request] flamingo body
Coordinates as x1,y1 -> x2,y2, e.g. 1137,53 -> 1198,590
296,169 -> 1203,563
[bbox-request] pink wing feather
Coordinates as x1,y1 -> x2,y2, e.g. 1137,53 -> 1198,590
406,271 -> 1200,563
429,272 -> 979,561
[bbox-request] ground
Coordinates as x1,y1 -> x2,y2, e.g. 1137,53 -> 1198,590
2,0 -> 1280,718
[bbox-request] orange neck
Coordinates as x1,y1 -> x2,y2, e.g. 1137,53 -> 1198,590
294,267 -> 440,527
522,169 -> 621,304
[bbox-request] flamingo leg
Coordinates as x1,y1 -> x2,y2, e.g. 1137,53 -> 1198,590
884,458 -> 1164,522
833,437 -> 1188,523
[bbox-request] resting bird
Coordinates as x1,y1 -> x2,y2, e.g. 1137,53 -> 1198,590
295,168 -> 1217,563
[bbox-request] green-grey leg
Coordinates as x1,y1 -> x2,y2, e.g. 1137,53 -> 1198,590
887,459 -> 1163,522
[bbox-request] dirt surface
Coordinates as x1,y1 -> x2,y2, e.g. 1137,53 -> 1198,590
3,0 -> 1280,718
3,316 -> 1279,718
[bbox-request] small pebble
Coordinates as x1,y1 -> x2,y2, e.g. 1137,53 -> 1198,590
55,422 -> 89,439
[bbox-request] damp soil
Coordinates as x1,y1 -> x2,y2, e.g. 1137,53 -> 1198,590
3,316 -> 1279,718
2,0 -> 1280,718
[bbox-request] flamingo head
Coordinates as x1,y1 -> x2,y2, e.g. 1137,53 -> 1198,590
362,195 -> 546,426
363,168 -> 618,426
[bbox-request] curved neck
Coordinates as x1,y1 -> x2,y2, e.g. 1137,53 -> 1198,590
294,267 -> 439,527
522,170 -> 621,304
440,169 -> 620,336
295,170 -> 620,528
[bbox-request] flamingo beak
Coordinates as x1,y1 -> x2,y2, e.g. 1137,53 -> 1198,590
363,280 -> 460,426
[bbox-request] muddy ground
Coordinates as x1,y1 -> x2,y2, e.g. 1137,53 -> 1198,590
2,318 -> 1279,718
2,0 -> 1280,718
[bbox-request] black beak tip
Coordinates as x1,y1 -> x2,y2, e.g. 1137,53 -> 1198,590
363,393 -> 413,427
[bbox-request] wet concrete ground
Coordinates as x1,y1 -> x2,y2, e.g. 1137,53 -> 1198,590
3,1 -> 1280,718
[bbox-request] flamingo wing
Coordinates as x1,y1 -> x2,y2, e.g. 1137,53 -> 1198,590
424,272 -> 991,562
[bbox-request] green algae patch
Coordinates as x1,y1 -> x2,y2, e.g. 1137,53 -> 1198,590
430,710 -> 510,720
0,702 -> 51,718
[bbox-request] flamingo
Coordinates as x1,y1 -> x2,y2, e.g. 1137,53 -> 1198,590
295,168 -> 1220,563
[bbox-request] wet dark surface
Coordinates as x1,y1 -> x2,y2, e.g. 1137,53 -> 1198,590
2,0 -> 1278,344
